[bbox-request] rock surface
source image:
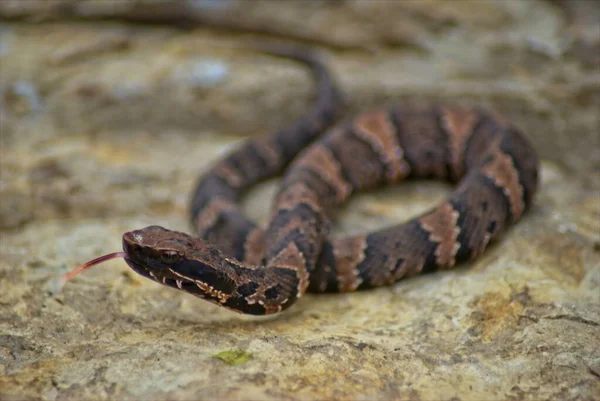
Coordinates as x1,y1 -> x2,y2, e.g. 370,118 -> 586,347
0,1 -> 599,400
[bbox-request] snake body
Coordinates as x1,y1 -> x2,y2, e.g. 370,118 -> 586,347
118,44 -> 539,315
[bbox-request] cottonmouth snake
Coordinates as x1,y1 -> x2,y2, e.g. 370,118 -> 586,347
65,44 -> 539,315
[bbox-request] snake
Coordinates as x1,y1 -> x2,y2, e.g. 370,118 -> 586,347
64,43 -> 540,315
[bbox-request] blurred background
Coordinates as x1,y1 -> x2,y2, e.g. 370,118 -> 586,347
1,0 -> 599,227
1,1 -> 598,400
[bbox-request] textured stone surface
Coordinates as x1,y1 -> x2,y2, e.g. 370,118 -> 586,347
0,1 -> 599,400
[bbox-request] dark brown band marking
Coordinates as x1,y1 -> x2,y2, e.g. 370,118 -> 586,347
275,182 -> 323,214
481,142 -> 525,222
195,197 -> 237,233
332,235 -> 367,292
441,107 -> 479,180
266,241 -> 309,295
214,163 -> 245,188
419,202 -> 461,268
293,144 -> 352,203
253,137 -> 283,171
354,111 -> 411,183
243,227 -> 265,265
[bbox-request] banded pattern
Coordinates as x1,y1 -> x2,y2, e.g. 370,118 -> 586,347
118,46 -> 539,315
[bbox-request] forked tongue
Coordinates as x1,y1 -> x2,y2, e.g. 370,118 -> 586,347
62,252 -> 127,282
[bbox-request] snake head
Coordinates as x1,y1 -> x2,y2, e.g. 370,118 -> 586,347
65,225 -> 268,314
122,226 -> 238,304
122,225 -> 190,273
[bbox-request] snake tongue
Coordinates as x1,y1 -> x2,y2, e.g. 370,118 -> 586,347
62,252 -> 127,281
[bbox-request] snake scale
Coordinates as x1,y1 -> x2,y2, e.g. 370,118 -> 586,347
66,44 -> 539,315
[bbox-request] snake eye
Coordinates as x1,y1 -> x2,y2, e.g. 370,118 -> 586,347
159,250 -> 180,264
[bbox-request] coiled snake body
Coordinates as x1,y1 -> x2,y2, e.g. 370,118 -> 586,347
66,44 -> 539,315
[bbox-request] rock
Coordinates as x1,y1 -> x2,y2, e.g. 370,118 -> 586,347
0,1 -> 599,400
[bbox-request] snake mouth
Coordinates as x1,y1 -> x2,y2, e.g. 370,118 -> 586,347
122,257 -> 154,281
122,258 -> 199,292
63,252 -> 199,295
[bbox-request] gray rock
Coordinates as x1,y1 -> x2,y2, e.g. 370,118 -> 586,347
0,1 -> 598,400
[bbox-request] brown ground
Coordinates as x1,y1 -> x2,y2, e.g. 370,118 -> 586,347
0,1 -> 598,400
